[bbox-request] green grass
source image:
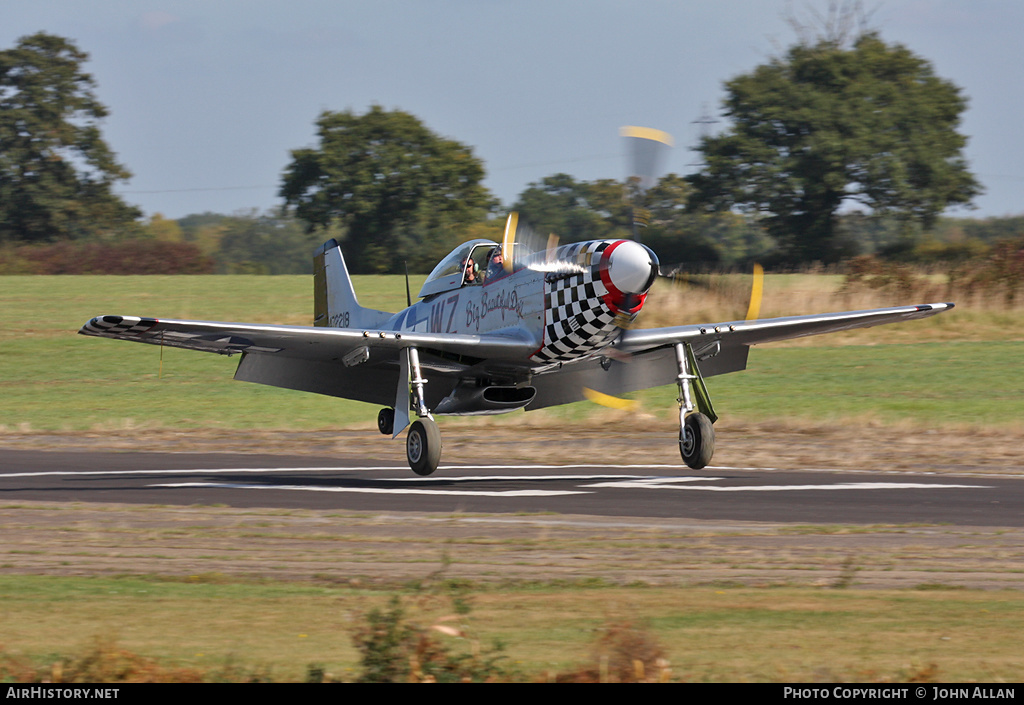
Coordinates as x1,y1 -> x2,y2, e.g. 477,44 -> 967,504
647,341 -> 1024,427
1,575 -> 1022,681
2,274 -> 1022,432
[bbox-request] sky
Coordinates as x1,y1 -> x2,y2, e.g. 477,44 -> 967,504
3,0 -> 1022,220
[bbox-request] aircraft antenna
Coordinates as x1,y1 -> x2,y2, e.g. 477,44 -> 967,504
404,262 -> 412,308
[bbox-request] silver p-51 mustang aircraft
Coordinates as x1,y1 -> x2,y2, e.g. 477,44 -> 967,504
80,214 -> 953,475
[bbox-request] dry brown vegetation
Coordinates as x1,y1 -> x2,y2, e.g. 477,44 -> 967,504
0,637 -> 207,683
641,261 -> 1024,334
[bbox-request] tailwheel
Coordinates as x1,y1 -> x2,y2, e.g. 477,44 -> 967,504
407,418 -> 442,476
680,412 -> 715,470
377,407 -> 395,435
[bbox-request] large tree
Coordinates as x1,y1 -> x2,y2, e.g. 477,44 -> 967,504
0,33 -> 140,243
512,173 -> 627,243
280,106 -> 493,273
687,31 -> 981,263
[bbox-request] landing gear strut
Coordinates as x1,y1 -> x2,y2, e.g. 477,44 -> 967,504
675,343 -> 717,470
391,346 -> 443,476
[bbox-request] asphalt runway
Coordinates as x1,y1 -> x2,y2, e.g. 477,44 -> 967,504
2,449 -> 1021,527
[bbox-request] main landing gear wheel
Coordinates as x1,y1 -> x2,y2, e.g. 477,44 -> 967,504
377,407 -> 395,435
680,412 -> 715,470
407,418 -> 442,476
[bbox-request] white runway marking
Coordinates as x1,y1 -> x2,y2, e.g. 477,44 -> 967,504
3,464 -> 993,499
0,465 -> 672,479
151,482 -> 587,497
0,466 -> 407,478
584,480 -> 990,492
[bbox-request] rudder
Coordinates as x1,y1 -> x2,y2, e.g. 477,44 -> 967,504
313,239 -> 393,329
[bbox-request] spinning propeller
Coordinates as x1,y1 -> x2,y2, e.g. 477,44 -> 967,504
580,127 -> 764,411
499,127 -> 763,414
580,126 -> 673,411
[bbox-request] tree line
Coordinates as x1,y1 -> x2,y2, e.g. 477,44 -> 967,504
1,29 -> 1019,276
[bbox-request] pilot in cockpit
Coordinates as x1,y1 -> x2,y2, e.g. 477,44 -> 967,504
461,257 -> 480,285
485,247 -> 504,282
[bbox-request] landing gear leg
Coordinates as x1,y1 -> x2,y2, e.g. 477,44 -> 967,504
675,343 -> 717,470
394,346 -> 442,476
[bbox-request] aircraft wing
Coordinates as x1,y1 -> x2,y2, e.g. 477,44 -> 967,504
615,302 -> 955,353
78,315 -> 538,407
525,303 -> 954,409
81,304 -> 953,411
79,315 -> 536,360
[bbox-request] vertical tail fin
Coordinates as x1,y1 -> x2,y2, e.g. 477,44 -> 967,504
313,239 -> 393,328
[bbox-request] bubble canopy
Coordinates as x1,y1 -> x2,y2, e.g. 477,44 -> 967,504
417,239 -> 499,299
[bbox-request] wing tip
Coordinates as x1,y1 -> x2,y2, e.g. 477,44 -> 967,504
913,302 -> 955,313
79,315 -> 159,337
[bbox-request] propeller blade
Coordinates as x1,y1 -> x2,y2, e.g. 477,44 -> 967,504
620,126 -> 674,193
546,233 -> 560,262
502,212 -> 518,273
583,387 -> 640,411
621,126 -> 673,243
745,263 -> 764,321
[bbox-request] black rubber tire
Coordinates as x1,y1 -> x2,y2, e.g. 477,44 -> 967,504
407,418 -> 442,476
377,408 -> 395,435
680,412 -> 715,470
